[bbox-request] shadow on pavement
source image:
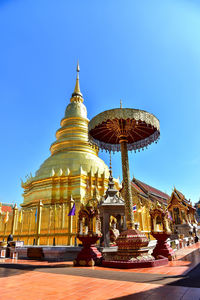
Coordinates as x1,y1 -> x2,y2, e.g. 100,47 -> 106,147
168,262 -> 200,288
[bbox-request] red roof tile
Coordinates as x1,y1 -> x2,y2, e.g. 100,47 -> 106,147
131,182 -> 146,195
137,180 -> 170,200
131,178 -> 170,204
1,204 -> 13,213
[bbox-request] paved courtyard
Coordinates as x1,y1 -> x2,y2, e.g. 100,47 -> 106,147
0,242 -> 200,300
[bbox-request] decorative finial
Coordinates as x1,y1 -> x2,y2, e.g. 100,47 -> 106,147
120,99 -> 122,108
76,60 -> 80,73
71,60 -> 83,100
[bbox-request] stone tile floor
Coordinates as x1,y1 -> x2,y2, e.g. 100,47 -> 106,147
0,242 -> 199,299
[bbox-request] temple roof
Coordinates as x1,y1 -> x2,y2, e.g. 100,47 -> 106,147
0,203 -> 13,213
131,178 -> 170,205
100,169 -> 124,206
169,188 -> 195,210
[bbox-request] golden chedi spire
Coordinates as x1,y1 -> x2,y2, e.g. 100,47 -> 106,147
71,61 -> 83,101
27,62 -> 109,185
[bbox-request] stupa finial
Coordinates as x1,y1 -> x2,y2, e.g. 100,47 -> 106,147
120,99 -> 122,108
71,60 -> 83,100
76,60 -> 80,73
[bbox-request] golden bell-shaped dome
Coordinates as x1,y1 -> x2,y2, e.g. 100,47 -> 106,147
33,63 -> 109,180
65,101 -> 87,119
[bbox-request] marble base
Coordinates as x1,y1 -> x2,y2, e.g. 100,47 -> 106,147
102,256 -> 168,269
5,246 -> 82,261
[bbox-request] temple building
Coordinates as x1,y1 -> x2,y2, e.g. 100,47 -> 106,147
130,178 -> 170,236
130,180 -> 197,237
194,199 -> 200,224
167,188 -> 197,235
0,64 -> 113,246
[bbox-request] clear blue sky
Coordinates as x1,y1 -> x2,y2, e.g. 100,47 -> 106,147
0,0 -> 200,205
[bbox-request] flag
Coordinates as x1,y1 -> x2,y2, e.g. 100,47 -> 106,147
3,211 -> 9,224
68,203 -> 76,216
133,205 -> 137,213
19,210 -> 23,223
35,208 -> 37,223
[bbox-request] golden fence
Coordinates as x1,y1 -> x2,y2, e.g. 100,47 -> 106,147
0,202 -> 79,246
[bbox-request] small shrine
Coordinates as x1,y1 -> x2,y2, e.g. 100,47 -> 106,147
150,203 -> 174,260
98,158 -> 125,247
74,194 -> 102,267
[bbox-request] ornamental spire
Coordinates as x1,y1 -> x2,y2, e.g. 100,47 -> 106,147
109,151 -> 112,176
71,60 -> 83,100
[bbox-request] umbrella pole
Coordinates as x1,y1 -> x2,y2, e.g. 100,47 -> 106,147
120,140 -> 134,230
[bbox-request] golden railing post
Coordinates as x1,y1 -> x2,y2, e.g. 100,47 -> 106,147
27,209 -> 32,245
47,206 -> 52,245
36,200 -> 43,245
120,139 -> 134,230
11,204 -> 18,236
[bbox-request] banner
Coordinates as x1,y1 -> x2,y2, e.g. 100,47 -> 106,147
68,203 -> 76,216
35,208 -> 37,223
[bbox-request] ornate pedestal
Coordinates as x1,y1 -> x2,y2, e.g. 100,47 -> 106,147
115,229 -> 153,261
103,229 -> 168,268
74,235 -> 102,267
152,232 -> 174,261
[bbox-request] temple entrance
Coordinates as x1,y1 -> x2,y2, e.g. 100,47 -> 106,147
173,207 -> 181,225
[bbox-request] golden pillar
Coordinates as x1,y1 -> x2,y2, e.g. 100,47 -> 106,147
36,200 -> 43,245
11,204 -> 18,235
120,140 -> 134,230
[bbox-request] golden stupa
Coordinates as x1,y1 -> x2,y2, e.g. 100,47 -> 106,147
17,63 -> 110,245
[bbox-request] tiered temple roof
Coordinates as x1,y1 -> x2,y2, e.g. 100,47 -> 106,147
168,187 -> 195,211
131,178 -> 170,205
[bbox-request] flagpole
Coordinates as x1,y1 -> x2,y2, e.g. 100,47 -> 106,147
68,196 -> 75,245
